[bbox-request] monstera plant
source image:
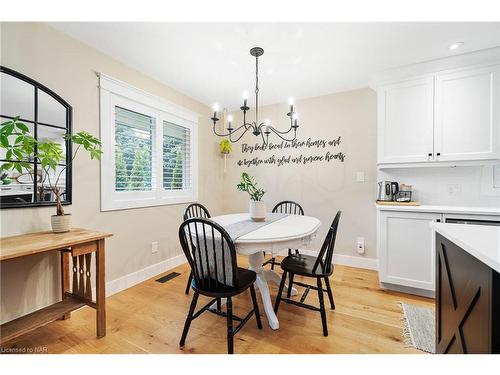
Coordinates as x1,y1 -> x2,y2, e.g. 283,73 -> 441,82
1,117 -> 102,232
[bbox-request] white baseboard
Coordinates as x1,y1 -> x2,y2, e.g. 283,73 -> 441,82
333,254 -> 379,270
299,249 -> 379,271
94,254 -> 187,298
98,251 -> 378,298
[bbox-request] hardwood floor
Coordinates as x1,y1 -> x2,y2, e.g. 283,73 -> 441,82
1,258 -> 434,354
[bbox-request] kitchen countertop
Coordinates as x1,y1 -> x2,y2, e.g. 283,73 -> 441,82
430,222 -> 500,273
375,203 -> 500,216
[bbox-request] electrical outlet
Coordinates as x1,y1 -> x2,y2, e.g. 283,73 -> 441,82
356,237 -> 365,254
151,241 -> 159,254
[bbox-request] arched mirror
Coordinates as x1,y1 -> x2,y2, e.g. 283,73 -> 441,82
0,66 -> 72,208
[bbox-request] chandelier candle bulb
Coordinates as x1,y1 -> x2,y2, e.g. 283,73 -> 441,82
243,91 -> 248,107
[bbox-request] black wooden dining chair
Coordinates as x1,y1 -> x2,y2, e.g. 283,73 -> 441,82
263,200 -> 305,269
183,203 -> 211,294
178,218 -> 262,354
274,211 -> 341,337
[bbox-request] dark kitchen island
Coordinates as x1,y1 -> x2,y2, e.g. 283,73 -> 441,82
431,222 -> 500,354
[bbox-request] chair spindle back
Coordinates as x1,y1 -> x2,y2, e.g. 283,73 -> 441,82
272,201 -> 305,216
313,211 -> 341,274
179,218 -> 238,290
184,203 -> 211,221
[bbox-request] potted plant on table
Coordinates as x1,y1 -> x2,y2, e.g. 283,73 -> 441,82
1,117 -> 102,232
237,172 -> 266,221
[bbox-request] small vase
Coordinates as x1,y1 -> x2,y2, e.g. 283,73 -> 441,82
51,214 -> 72,233
249,200 -> 266,222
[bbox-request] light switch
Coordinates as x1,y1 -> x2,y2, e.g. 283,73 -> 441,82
151,241 -> 159,254
356,171 -> 366,182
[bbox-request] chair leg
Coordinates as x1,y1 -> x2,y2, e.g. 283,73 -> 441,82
250,284 -> 262,329
226,296 -> 234,354
270,257 -> 276,270
317,278 -> 328,337
179,292 -> 199,347
274,271 -> 287,313
185,271 -> 193,295
216,298 -> 222,312
324,276 -> 335,310
287,273 -> 295,298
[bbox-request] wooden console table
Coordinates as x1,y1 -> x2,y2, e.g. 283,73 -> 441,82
0,228 -> 113,345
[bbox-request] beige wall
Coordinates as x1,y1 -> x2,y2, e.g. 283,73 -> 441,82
0,22 -> 225,323
222,89 -> 377,260
0,23 -> 378,324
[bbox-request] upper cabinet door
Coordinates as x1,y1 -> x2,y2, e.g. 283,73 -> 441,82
377,77 -> 434,164
434,65 -> 499,162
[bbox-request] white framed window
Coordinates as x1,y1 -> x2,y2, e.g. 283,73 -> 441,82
99,74 -> 198,211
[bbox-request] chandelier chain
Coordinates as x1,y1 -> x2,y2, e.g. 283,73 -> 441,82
255,55 -> 259,127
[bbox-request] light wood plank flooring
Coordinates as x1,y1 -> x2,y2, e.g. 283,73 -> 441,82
1,258 -> 433,354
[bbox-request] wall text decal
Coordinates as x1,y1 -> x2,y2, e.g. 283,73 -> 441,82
236,136 -> 346,168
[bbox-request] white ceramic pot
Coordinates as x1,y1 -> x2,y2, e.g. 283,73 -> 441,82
51,214 -> 72,233
249,200 -> 266,222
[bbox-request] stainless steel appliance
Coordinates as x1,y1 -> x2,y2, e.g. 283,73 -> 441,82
377,181 -> 393,201
391,182 -> 399,198
445,218 -> 500,226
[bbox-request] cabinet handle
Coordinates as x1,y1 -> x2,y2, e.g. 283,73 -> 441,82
428,153 -> 432,157
436,219 -> 441,223
436,152 -> 441,156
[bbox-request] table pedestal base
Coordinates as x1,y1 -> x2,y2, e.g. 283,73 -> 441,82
248,251 -> 297,330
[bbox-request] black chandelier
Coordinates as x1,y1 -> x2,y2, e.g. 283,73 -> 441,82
211,47 -> 299,145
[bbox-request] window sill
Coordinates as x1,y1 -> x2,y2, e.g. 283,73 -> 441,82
101,193 -> 198,212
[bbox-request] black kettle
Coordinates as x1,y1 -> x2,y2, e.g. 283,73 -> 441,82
390,182 -> 399,199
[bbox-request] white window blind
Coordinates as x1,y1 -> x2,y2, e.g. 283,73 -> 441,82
163,121 -> 191,190
115,106 -> 155,192
100,74 -> 198,211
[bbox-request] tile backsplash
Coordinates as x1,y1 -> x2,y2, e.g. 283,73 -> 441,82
378,164 -> 500,207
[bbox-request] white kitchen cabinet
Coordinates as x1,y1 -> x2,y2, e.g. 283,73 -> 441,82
434,65 -> 499,162
376,63 -> 500,166
378,210 -> 441,292
377,207 -> 500,296
377,77 -> 434,163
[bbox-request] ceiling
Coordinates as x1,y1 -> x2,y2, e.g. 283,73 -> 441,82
49,22 -> 500,110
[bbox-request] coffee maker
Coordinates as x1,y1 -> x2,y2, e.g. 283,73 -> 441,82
377,181 -> 399,201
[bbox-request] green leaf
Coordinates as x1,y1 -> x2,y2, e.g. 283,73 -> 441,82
1,135 -> 9,148
12,149 -> 23,159
1,119 -> 14,127
1,162 -> 12,171
2,123 -> 15,135
16,122 -> 29,133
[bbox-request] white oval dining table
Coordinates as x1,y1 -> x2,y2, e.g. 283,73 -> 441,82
211,213 -> 321,330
